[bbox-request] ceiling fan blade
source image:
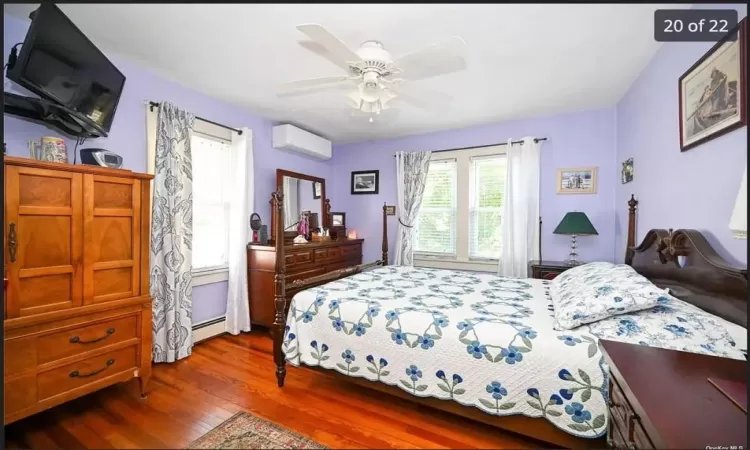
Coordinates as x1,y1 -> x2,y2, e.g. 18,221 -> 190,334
296,24 -> 362,69
386,80 -> 453,109
392,36 -> 467,81
278,76 -> 352,96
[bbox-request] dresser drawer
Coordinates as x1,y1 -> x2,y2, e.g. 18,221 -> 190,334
608,376 -> 632,432
37,345 -> 138,401
609,375 -> 654,449
313,248 -> 328,261
326,247 -> 341,259
607,415 -> 629,450
36,315 -> 138,365
341,244 -> 361,259
294,250 -> 313,265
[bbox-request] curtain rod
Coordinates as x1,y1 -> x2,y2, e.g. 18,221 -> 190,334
393,138 -> 547,157
148,101 -> 242,135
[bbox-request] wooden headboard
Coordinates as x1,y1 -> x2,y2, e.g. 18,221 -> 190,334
625,195 -> 748,327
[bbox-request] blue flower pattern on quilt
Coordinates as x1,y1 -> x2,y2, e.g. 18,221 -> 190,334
282,266 -> 745,440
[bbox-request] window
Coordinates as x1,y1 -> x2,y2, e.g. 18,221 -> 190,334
191,132 -> 232,274
415,160 -> 457,255
146,110 -> 235,286
469,155 -> 506,259
414,145 -> 506,272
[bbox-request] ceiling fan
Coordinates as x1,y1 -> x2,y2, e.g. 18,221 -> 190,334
278,24 -> 467,116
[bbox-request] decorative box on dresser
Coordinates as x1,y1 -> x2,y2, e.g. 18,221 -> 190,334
600,339 -> 747,450
3,156 -> 153,425
247,238 -> 363,328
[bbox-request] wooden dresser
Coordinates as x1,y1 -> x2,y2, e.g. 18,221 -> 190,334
3,156 -> 153,425
247,238 -> 364,328
600,339 -> 747,449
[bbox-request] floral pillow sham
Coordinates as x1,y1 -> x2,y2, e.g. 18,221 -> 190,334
550,262 -> 668,330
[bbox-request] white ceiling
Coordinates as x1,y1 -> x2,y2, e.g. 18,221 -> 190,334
4,4 -> 687,143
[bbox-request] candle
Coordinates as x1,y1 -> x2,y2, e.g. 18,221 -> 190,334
348,230 -> 357,239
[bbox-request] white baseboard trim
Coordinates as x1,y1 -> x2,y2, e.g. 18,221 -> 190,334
193,316 -> 226,343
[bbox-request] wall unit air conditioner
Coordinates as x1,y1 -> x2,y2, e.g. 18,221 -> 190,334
272,124 -> 332,160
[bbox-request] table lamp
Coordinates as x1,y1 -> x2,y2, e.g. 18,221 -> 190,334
553,212 -> 598,266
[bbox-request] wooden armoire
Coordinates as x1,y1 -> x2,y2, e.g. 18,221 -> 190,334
3,156 -> 153,425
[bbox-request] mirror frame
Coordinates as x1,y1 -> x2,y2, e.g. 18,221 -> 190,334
271,168 -> 328,241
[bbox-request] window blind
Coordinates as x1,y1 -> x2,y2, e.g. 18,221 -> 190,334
415,159 -> 457,256
469,155 -> 506,260
192,133 -> 232,270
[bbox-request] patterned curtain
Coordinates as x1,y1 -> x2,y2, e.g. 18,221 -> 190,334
150,102 -> 196,363
394,151 -> 431,266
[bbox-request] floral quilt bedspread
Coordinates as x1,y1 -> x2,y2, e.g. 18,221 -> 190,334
282,266 -> 744,439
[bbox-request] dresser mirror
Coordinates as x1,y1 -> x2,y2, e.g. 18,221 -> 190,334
272,169 -> 328,241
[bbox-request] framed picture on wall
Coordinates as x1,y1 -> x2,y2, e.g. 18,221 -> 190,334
556,167 -> 597,194
621,158 -> 634,184
312,181 -> 322,199
331,212 -> 346,227
679,17 -> 746,152
351,170 -> 379,195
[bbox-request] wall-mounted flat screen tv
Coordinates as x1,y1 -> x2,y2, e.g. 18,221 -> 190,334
7,2 -> 126,135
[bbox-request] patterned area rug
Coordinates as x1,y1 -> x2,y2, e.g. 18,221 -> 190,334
187,412 -> 327,449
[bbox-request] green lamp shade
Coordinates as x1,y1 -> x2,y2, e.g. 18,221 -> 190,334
553,212 -> 598,236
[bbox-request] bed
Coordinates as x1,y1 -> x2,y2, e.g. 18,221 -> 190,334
269,193 -> 747,448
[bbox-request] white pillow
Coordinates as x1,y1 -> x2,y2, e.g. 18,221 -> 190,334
550,262 -> 668,330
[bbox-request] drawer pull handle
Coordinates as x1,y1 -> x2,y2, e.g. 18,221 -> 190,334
69,359 -> 115,378
70,328 -> 115,344
8,223 -> 17,263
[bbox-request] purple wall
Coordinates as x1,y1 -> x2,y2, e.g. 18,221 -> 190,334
3,14 -> 332,322
615,4 -> 747,266
331,108 -> 618,265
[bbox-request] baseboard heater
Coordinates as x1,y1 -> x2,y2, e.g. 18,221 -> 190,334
192,316 -> 226,343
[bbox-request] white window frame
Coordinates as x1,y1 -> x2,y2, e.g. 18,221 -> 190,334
414,144 -> 505,273
146,107 -> 230,286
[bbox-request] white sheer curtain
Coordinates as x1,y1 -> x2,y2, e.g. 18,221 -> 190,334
225,128 -> 254,335
730,165 -> 747,239
498,137 -> 541,277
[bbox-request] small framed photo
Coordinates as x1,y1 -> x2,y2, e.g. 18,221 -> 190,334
621,158 -> 634,184
384,205 -> 396,216
331,212 -> 346,227
557,167 -> 597,194
679,18 -> 746,151
312,181 -> 322,199
351,170 -> 379,195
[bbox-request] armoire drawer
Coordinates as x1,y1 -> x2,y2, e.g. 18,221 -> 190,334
37,345 -> 138,401
35,315 -> 138,365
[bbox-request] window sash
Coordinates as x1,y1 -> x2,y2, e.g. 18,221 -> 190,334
191,132 -> 232,270
415,159 -> 457,256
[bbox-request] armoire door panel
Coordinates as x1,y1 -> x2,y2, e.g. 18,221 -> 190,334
94,179 -> 134,209
4,166 -> 83,319
17,216 -> 72,268
19,274 -> 74,315
92,217 -> 133,262
19,174 -> 72,207
83,175 -> 141,305
93,268 -> 133,301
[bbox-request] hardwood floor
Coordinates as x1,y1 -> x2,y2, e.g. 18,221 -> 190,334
4,331 -> 549,449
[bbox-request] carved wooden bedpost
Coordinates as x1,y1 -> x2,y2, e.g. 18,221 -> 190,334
382,203 -> 389,266
625,194 -> 638,264
272,187 -> 287,387
324,198 -> 331,229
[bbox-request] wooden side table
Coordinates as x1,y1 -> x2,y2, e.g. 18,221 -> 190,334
528,260 -> 573,280
600,339 -> 747,449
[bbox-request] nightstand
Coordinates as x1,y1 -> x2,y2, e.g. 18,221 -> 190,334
599,339 -> 747,450
528,260 -> 573,280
